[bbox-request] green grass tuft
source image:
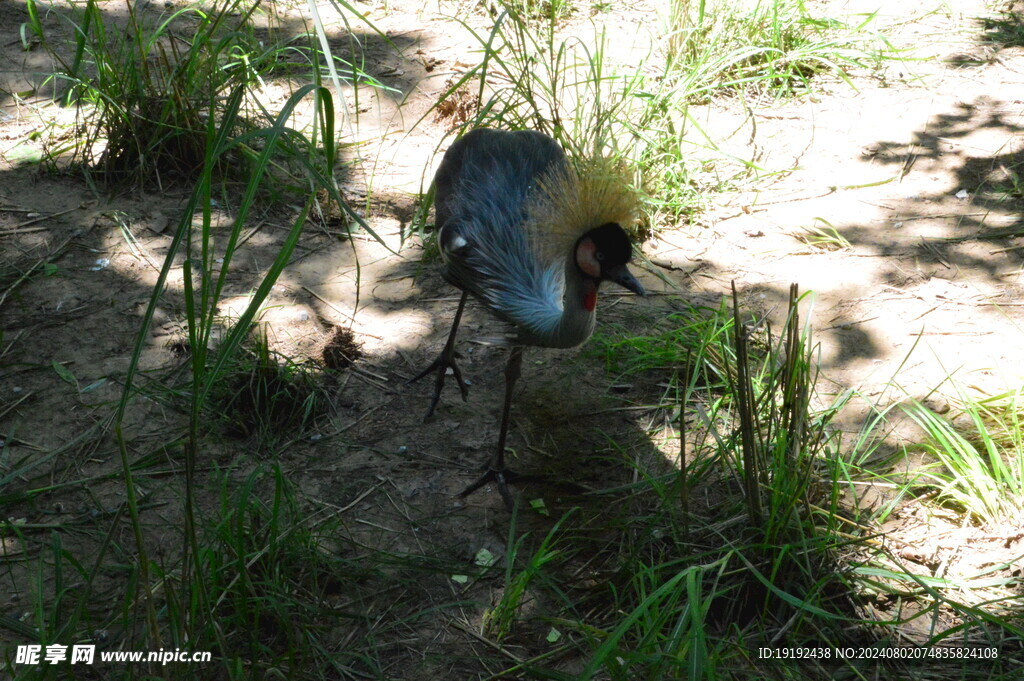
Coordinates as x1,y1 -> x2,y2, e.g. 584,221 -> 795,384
208,325 -> 330,446
904,383 -> 1024,525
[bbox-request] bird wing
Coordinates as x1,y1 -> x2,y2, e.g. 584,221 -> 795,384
433,129 -> 640,343
435,129 -> 569,331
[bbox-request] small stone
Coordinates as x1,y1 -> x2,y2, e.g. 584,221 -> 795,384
147,212 -> 170,234
148,306 -> 170,325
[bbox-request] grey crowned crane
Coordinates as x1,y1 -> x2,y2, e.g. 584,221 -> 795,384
412,128 -> 645,507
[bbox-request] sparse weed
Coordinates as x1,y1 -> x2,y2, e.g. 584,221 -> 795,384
666,0 -> 892,100
26,0 -> 267,185
981,3 -> 1024,49
479,288 -> 869,679
93,79 -> 386,677
587,299 -> 733,382
492,287 -> 1024,677
208,325 -> 330,446
980,161 -> 1024,205
161,463 -> 383,676
904,383 -> 1024,525
485,510 -> 569,641
509,0 -> 575,23
23,0 -> 384,187
425,0 -> 898,233
794,217 -> 852,251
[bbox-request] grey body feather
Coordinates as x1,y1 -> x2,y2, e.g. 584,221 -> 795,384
435,129 -> 596,348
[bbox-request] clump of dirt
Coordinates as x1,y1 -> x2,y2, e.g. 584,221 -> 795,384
210,336 -> 328,442
319,324 -> 363,370
433,78 -> 481,131
166,334 -> 190,357
313,187 -> 351,228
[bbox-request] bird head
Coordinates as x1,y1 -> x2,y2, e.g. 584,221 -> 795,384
574,222 -> 645,296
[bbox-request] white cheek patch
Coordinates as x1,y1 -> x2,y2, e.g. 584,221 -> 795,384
576,239 -> 601,278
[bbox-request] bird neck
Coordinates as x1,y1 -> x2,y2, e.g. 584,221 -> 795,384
483,235 -> 600,350
530,256 -> 597,349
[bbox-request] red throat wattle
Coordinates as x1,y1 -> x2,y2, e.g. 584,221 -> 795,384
583,279 -> 598,312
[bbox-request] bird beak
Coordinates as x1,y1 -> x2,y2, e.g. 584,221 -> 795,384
605,264 -> 646,297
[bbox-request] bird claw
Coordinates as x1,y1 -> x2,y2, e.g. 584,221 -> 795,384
460,465 -> 549,511
460,466 -> 524,511
408,348 -> 469,421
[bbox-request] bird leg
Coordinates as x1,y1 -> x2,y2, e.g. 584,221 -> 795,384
460,345 -> 530,509
409,290 -> 470,420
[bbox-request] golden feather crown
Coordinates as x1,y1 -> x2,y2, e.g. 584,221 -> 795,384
525,156 -> 640,264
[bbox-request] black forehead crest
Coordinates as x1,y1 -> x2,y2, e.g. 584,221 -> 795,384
589,222 -> 633,263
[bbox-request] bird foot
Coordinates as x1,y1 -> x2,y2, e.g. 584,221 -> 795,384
460,466 -> 524,509
408,348 -> 469,421
459,466 -> 534,511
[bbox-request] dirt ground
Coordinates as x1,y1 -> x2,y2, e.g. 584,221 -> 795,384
2,0 -> 1024,674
